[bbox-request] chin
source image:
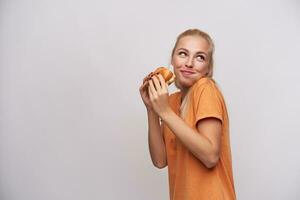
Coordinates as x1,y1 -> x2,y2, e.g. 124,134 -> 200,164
175,78 -> 195,90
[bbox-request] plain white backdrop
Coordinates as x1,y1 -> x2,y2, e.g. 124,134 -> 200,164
0,0 -> 299,199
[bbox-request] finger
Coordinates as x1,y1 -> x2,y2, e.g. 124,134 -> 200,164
148,80 -> 157,97
157,74 -> 167,91
151,75 -> 162,91
148,81 -> 154,100
139,82 -> 146,92
140,80 -> 150,91
141,80 -> 148,89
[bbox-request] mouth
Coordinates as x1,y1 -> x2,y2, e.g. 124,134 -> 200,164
180,70 -> 195,77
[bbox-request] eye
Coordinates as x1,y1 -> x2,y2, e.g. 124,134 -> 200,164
178,51 -> 187,57
196,55 -> 205,61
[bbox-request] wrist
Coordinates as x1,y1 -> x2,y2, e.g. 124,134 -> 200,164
160,107 -> 174,121
147,108 -> 157,116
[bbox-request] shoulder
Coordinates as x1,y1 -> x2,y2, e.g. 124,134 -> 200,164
190,77 -> 226,104
191,77 -> 219,93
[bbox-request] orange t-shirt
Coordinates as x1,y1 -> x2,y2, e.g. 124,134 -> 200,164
162,77 -> 236,200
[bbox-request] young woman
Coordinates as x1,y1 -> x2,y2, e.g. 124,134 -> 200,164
139,29 -> 236,200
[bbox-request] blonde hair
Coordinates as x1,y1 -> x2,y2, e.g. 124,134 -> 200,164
169,28 -> 215,119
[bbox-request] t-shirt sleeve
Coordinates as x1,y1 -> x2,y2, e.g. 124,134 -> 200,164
193,82 -> 223,127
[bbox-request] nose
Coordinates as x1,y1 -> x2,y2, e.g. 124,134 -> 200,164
185,56 -> 193,68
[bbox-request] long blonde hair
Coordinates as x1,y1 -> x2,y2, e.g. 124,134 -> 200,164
170,28 -> 215,119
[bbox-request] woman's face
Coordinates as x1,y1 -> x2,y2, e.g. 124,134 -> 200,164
171,35 -> 210,90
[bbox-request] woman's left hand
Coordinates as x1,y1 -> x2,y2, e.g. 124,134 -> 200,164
148,74 -> 172,118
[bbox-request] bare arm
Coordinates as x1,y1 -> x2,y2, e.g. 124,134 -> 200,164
139,76 -> 167,169
147,109 -> 167,169
161,110 -> 221,168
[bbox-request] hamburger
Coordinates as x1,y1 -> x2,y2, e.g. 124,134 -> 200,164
143,67 -> 175,86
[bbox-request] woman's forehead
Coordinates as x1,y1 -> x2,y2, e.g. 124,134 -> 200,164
176,36 -> 210,52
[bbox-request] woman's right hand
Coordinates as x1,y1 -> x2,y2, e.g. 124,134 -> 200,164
139,80 -> 153,111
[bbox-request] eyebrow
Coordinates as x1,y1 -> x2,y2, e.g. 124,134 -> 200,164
177,48 -> 208,56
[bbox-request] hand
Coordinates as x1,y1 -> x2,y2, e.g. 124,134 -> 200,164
148,74 -> 172,118
139,79 -> 153,111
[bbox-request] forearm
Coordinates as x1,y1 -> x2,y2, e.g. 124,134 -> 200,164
147,109 -> 167,168
160,110 -> 218,168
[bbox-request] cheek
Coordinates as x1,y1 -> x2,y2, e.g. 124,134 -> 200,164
195,63 -> 209,73
172,59 -> 181,74
172,56 -> 184,66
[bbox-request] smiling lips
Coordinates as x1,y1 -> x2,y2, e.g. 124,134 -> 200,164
180,70 -> 195,77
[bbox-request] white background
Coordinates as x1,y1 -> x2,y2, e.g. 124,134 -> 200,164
1,0 -> 299,199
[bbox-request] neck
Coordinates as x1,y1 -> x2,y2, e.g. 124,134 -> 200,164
180,89 -> 188,103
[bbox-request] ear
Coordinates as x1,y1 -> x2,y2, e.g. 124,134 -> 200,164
170,57 -> 175,66
205,66 -> 210,75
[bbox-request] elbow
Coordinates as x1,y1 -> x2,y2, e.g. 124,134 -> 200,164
154,161 -> 167,169
155,163 -> 167,169
204,153 -> 220,169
